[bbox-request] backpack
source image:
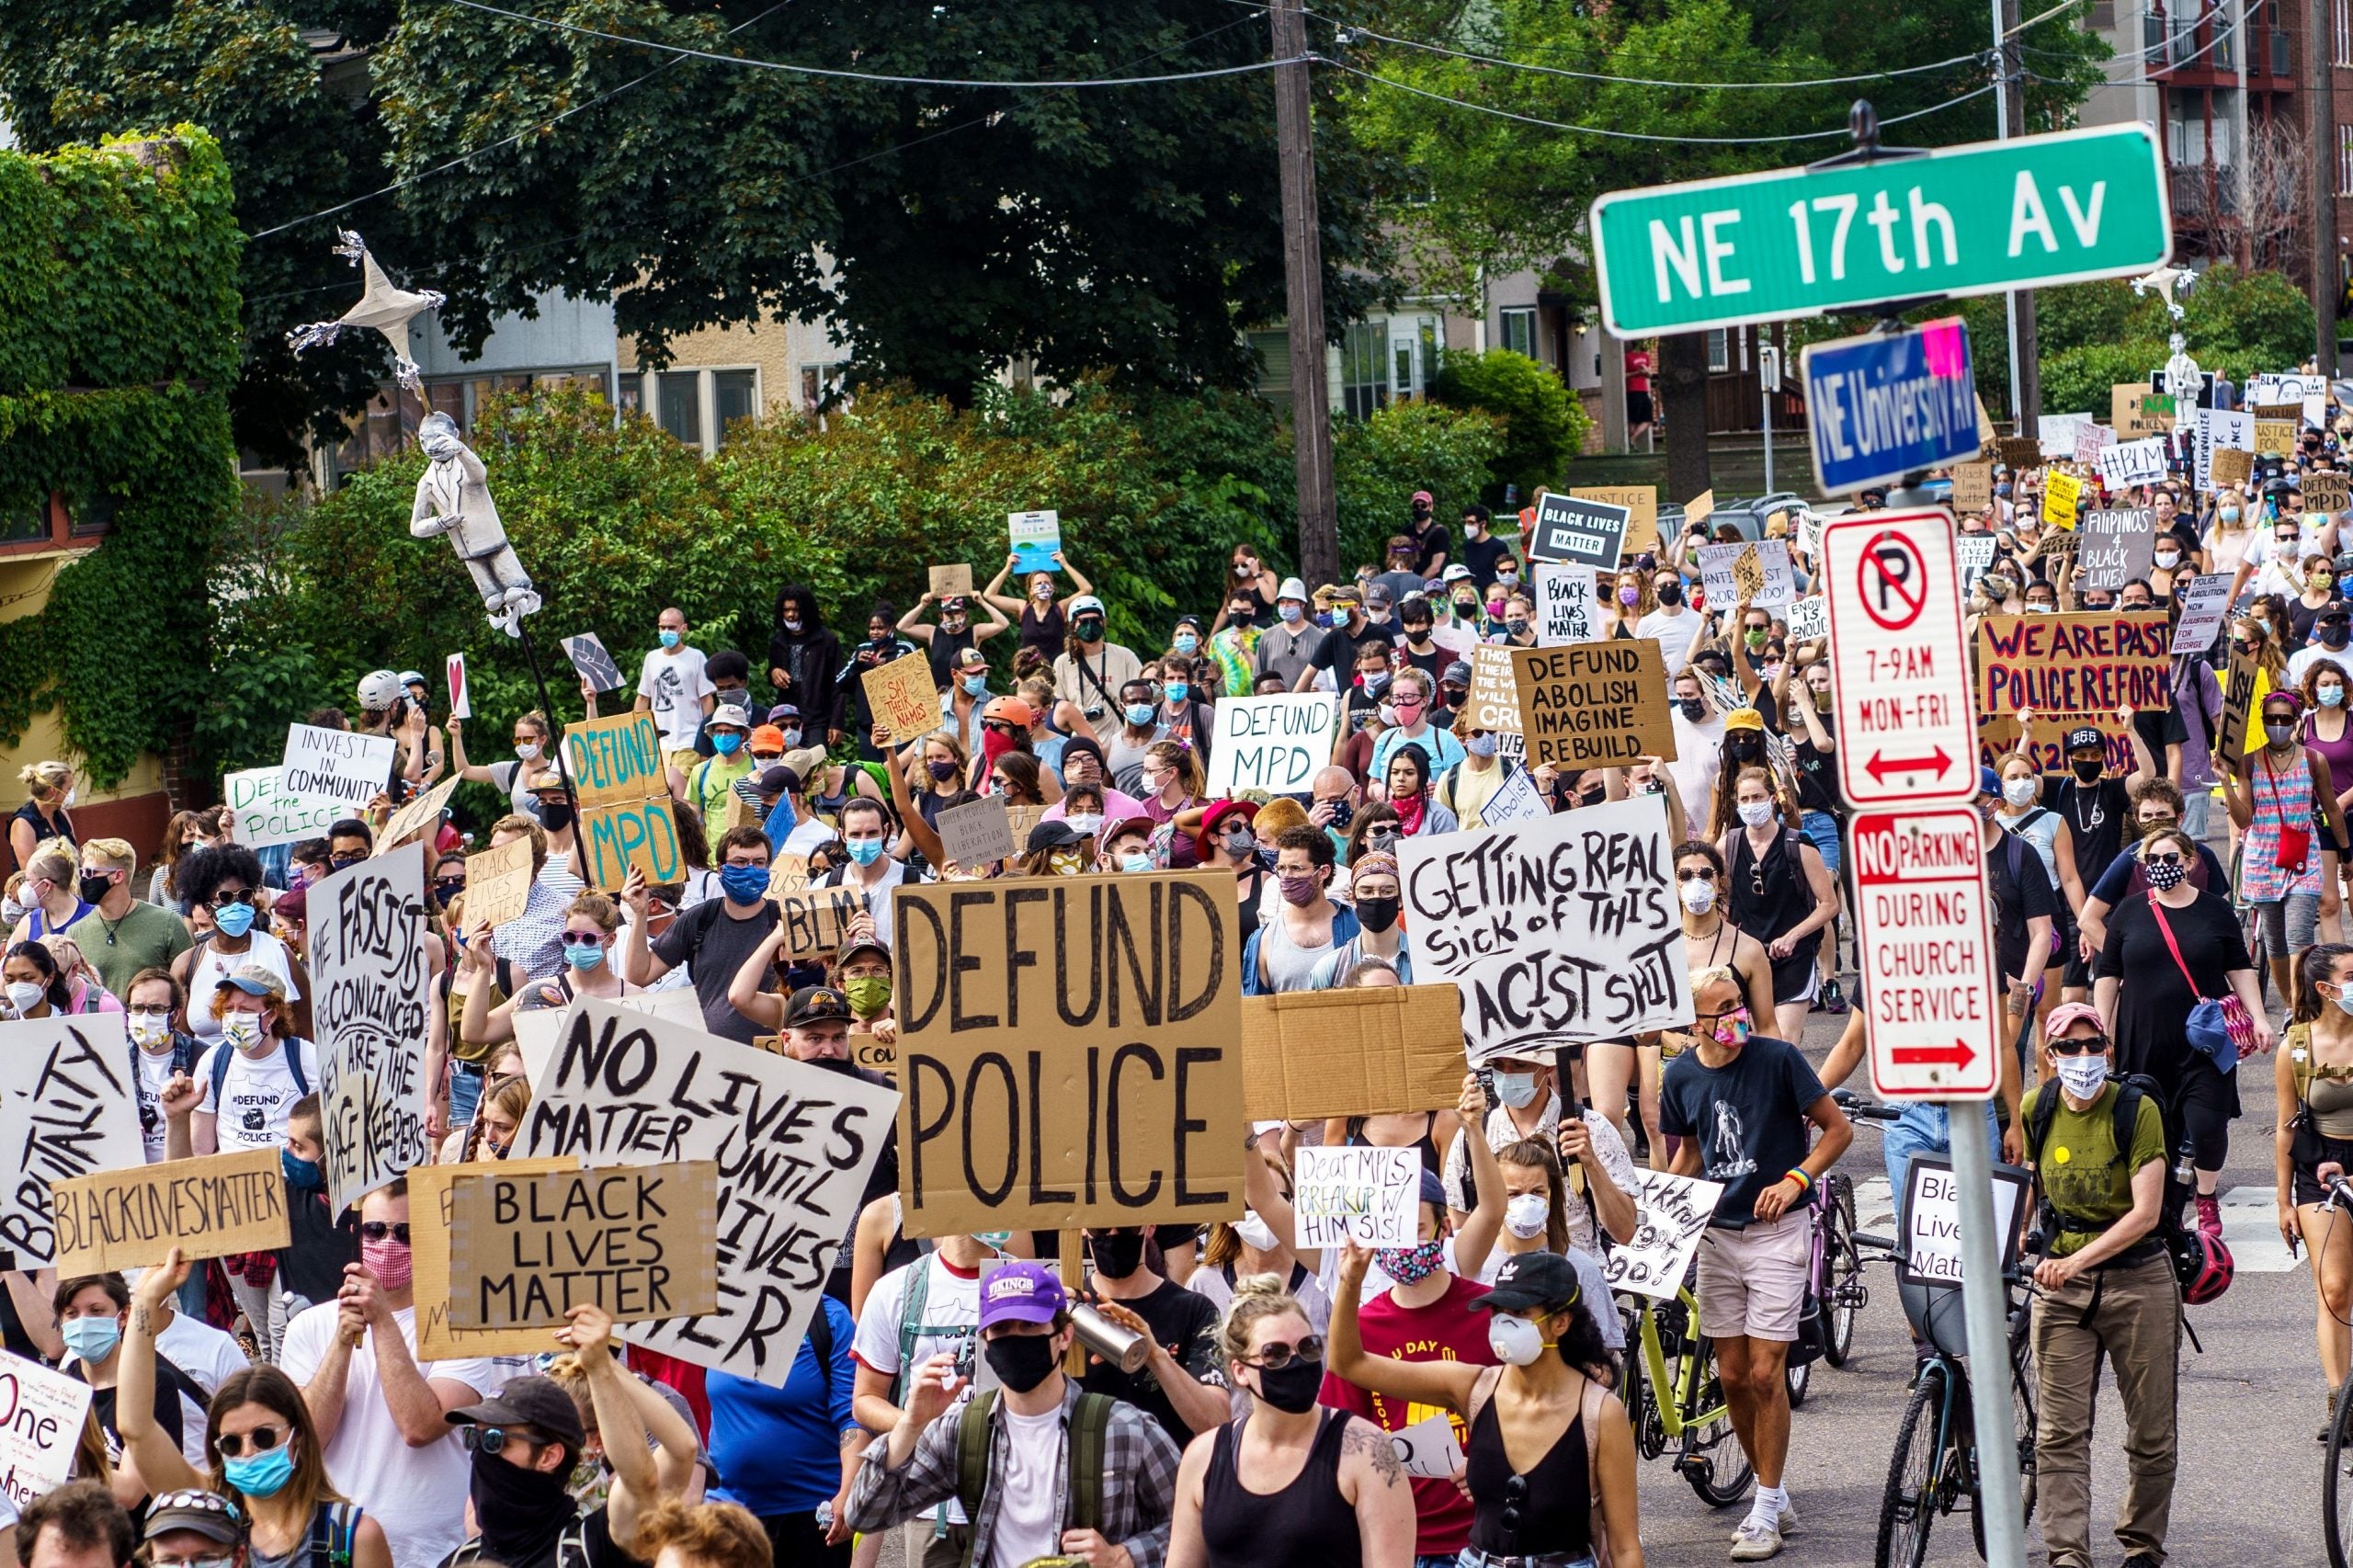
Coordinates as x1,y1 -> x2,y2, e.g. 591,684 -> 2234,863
209,1029 -> 311,1102
952,1389 -> 1114,1566
308,1501 -> 365,1568
2022,1073 -> 2197,1291
438,1517 -> 590,1568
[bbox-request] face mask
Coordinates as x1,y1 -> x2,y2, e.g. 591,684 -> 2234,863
2327,626 -> 2352,650
1983,577 -> 2015,600
1251,1356 -> 1325,1414
1461,733 -> 1499,760
1313,611 -> 1336,630
2328,687 -> 2348,710
2221,506 -> 2242,522
782,614 -> 803,631
223,1013 -> 268,1051
720,864 -> 771,904
1737,800 -> 1774,828
1656,582 -> 1684,607
1230,608 -> 1256,628
1235,1210 -> 1280,1252
1453,597 -> 1478,618
2071,758 -> 2103,783
1356,894 -> 1400,934
1124,703 -> 1156,727
1092,1230 -> 1148,1277
1673,698 -> 1703,723
2268,721 -> 2299,745
2002,778 -> 2040,808
1504,1193 -> 1551,1241
1074,618 -> 1105,642
1280,603 -> 1304,625
281,1148 -> 324,1189
2154,551 -> 2180,569
1679,879 -> 1717,915
1486,1313 -> 1550,1367
563,939 -> 606,972
74,869 -> 113,905
538,801 -> 574,833
1492,1070 -> 1540,1108
2144,854 -> 2189,891
1743,628 -> 1768,650
1377,702 -> 1400,727
1618,585 -> 1641,606
1165,681 -> 1190,705
214,1437 -> 298,1504
658,630 -> 682,649
129,1009 -> 171,1048
2331,983 -> 2353,1019
844,975 -> 892,1017
2026,600 -> 2056,614
1376,1238 -> 1446,1286
1279,872 -> 1322,906
1710,1009 -> 1752,1048
1361,671 -> 1392,698
1033,582 -> 1056,601
1495,572 -> 1519,589
712,732 -> 744,756
1049,850 -> 1087,876
2053,1053 -> 2109,1099
61,1317 -> 119,1364
780,728 -> 802,748
983,1332 -> 1061,1393
3,982 -> 43,1016
212,901 -> 256,939
1222,829 -> 1256,860
962,675 -> 990,697
1119,851 -> 1154,874
361,1234 -> 413,1291
513,742 -> 542,764
1173,633 -> 1198,654
1064,813 -> 1102,837
847,838 -> 886,868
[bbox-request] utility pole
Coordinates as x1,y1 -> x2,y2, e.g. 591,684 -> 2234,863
1271,0 -> 1339,585
2237,0 -> 2252,267
2314,0 -> 2340,373
1993,0 -> 2023,428
2003,0 -> 2041,434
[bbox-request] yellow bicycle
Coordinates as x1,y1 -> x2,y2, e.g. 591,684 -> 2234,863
1616,1277 -> 1755,1507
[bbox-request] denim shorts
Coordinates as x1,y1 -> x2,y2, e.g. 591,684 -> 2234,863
1800,809 -> 1843,877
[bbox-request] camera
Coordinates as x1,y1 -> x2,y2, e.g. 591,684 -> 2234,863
1083,705 -> 1105,722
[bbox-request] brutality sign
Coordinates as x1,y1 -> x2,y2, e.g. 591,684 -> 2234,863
51,1147 -> 289,1274
1509,643 -> 1676,767
447,1161 -> 722,1329
1973,611 -> 2171,720
1397,796 -> 1690,1062
0,1017 -> 144,1266
518,1000 -> 898,1384
310,852 -> 433,1216
892,872 -> 1244,1236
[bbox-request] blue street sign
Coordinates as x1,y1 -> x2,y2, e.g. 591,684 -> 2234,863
1802,319 -> 1980,496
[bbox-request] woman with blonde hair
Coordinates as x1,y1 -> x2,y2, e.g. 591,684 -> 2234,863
460,891 -> 637,1050
452,1073 -> 531,1163
11,759 -> 74,870
1139,738 -> 1205,825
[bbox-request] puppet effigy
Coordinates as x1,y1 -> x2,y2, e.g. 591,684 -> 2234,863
411,413 -> 540,635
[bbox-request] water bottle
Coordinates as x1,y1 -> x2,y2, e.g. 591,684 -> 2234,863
813,1501 -> 834,1532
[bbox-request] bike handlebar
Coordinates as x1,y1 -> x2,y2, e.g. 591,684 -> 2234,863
1832,1088 -> 1904,1123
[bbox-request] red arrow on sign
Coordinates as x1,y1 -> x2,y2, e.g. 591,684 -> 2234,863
1864,746 -> 1953,783
1890,1040 -> 1977,1070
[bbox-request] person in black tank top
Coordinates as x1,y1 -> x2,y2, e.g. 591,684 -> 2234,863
1170,1280 -> 1412,1568
1327,1250 -> 1641,1568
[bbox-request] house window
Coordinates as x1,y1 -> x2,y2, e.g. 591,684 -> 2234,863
1707,329 -> 1730,372
616,373 -> 642,415
2340,124 -> 2353,196
1341,321 -> 1390,419
66,492 -> 115,538
0,493 -> 110,556
2337,0 -> 2350,64
800,363 -> 846,411
1499,308 -> 1537,358
657,373 -> 700,447
714,370 -> 757,443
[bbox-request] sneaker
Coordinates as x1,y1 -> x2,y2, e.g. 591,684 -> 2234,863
1774,1500 -> 1800,1536
2120,1555 -> 2163,1568
2195,1194 -> 2222,1237
1816,979 -> 1848,1015
1729,1518 -> 1783,1562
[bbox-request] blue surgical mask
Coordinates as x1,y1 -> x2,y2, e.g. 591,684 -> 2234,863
1173,632 -> 1198,654
281,1149 -> 324,1189
564,940 -> 607,971
2327,687 -> 2347,709
719,863 -> 771,903
712,732 -> 744,756
780,729 -> 802,748
1165,682 -> 1188,703
61,1316 -> 119,1365
962,675 -> 989,697
847,838 -> 886,868
659,629 -> 682,649
1280,603 -> 1304,625
225,1444 -> 296,1499
1466,733 -> 1499,759
211,901 -> 256,939
1120,852 -> 1154,873
1124,703 -> 1156,727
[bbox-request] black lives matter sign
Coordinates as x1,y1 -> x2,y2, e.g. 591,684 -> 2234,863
1528,494 -> 1631,573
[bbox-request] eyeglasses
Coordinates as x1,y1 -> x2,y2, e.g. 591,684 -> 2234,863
2049,1035 -> 2109,1056
213,1425 -> 288,1459
459,1426 -> 540,1457
209,889 -> 255,909
722,858 -> 769,871
358,1221 -> 411,1244
153,1554 -> 236,1568
1246,1335 -> 1324,1369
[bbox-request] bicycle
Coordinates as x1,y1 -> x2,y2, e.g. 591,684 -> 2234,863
1615,1272 -> 1755,1508
2316,1176 -> 2353,1568
1786,1169 -> 1866,1408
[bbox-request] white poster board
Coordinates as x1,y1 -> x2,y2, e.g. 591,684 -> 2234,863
1696,540 -> 1795,608
224,767 -> 342,849
1479,766 -> 1550,826
309,853 -> 433,1216
2171,573 -> 2233,654
2097,436 -> 2170,488
0,1016 -> 143,1266
1898,1155 -> 2031,1288
0,1352 -> 92,1508
1783,596 -> 1827,642
1206,695 -> 1341,796
1290,1144 -> 1419,1249
1955,535 -> 1998,596
1390,1412 -> 1465,1480
1537,565 -> 1600,647
1601,1171 -> 1724,1300
279,724 -> 398,812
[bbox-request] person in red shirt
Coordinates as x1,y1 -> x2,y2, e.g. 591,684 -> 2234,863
1626,347 -> 1655,443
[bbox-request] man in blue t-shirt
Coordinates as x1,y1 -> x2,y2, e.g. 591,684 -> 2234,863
1661,966 -> 1852,1562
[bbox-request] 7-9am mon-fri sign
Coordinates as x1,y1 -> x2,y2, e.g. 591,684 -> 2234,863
1590,124 -> 2170,337
1820,509 -> 1975,808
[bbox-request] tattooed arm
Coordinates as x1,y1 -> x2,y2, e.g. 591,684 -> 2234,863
1338,1416 -> 1415,1568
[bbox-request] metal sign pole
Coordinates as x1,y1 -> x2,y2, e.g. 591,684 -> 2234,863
1947,1122 -> 2028,1568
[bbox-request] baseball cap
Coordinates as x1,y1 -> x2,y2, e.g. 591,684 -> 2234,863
979,1259 -> 1069,1331
142,1491 -> 246,1548
1442,563 -> 1473,584
750,724 -> 787,752
446,1374 -> 588,1449
1442,659 -> 1473,686
835,934 -> 892,971
1365,584 -> 1393,610
1475,1251 -> 1586,1315
951,647 -> 988,673
1417,1168 -> 1447,1210
767,702 -> 802,723
758,765 -> 800,797
217,963 -> 286,1001
1103,814 -> 1157,847
1278,576 -> 1309,603
1722,707 -> 1766,733
781,986 -> 853,1027
2063,725 -> 2105,754
1977,766 -> 2003,798
1412,489 -> 1434,505
2043,1002 -> 2107,1042
1027,819 -> 1086,852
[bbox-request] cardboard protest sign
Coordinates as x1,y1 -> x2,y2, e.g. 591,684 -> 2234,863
0,1016 -> 143,1266
279,724 -> 397,812
1996,437 -> 2042,472
2197,407 -> 2255,490
928,563 -> 974,598
1398,795 -> 1690,1062
446,653 -> 471,720
1602,1172 -> 1725,1299
562,633 -> 627,694
2038,412 -> 2096,460
563,712 -> 665,809
579,800 -> 686,892
2072,421 -> 2111,465
2254,401 -> 2305,420
416,1156 -> 582,1360
892,871 -> 1242,1237
1784,596 -> 1828,643
1480,766 -> 1550,825
1290,1145 -> 1418,1248
0,1353 -> 91,1508
2212,445 -> 2253,487
447,1161 -> 722,1329
1528,494 -> 1629,573
1974,612 -> 2171,726
1696,540 -> 1794,607
518,999 -> 900,1383
1455,645 -> 1520,735
564,710 -> 684,891
1240,985 -> 1466,1119
2096,436 -> 2170,488
1006,803 -> 1048,854
224,767 -> 341,850
1975,712 -> 2135,778
2111,383 -> 2173,437
863,653 -> 940,747
1955,535 -> 1997,594
1568,485 -> 1658,553
310,852 -> 432,1217
2040,471 -> 2082,529
1008,510 -> 1061,574
2075,507 -> 2154,591
1510,643 -> 1676,768
2256,419 -> 2298,456
51,1147 -> 289,1274
376,775 -> 459,855
464,834 -> 536,929
1682,489 -> 1714,528
1898,1155 -> 2030,1289
1949,462 -> 1993,513
511,991 -> 708,1097
1536,564 -> 1599,646
2170,573 -> 2233,654
852,1029 -> 896,1080
1972,393 -> 1999,447
1206,695 -> 1340,795
936,797 -> 1015,869
775,885 -> 866,959
1391,1413 -> 1466,1481
2309,470 -> 2353,513
767,854 -> 811,896
2220,652 -> 2260,764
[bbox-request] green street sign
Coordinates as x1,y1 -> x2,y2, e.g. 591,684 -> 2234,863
1590,125 -> 2171,338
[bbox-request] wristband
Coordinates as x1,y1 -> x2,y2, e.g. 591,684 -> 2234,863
1784,1167 -> 1813,1193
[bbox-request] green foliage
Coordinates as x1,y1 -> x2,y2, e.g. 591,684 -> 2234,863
1428,349 -> 1584,506
2037,342 -> 2161,423
1334,400 -> 1507,566
2176,265 -> 2316,381
2026,267 -> 2315,415
0,129 -> 242,787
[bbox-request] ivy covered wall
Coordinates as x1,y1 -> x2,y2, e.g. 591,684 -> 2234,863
0,127 -> 243,791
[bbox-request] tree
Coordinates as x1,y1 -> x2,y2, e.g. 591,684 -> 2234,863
1430,348 -> 1586,505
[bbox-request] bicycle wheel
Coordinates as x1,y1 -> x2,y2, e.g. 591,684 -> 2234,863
1786,1344 -> 1813,1407
1824,1173 -> 1862,1368
2325,1378 -> 2353,1568
1680,1335 -> 1756,1508
1877,1363 -> 1948,1568
1620,1306 -> 1666,1461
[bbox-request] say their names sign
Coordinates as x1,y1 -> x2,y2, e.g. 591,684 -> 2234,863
892,872 -> 1243,1236
0,1017 -> 143,1266
864,654 -> 941,747
280,724 -> 397,812
1207,695 -> 1340,795
1398,795 -> 1690,1062
1290,1145 -> 1419,1249
447,1161 -> 721,1329
1509,643 -> 1676,767
51,1147 -> 289,1274
518,999 -> 900,1384
310,852 -> 433,1216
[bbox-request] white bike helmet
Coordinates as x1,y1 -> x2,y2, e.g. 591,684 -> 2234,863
356,669 -> 404,712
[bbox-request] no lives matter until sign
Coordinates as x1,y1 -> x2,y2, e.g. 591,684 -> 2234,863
1851,807 -> 1998,1100
1821,509 -> 1975,809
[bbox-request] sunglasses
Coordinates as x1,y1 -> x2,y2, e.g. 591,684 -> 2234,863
1676,868 -> 1716,882
2144,851 -> 2185,868
433,878 -> 465,899
209,889 -> 256,909
1245,1335 -> 1324,1370
459,1426 -> 540,1456
982,721 -> 1019,736
2049,1035 -> 2109,1056
358,1221 -> 411,1245
213,1425 -> 289,1459
562,930 -> 607,944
